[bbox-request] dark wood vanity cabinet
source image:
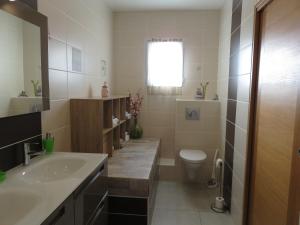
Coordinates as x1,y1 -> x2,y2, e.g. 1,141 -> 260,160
42,162 -> 108,225
74,164 -> 108,225
41,196 -> 75,225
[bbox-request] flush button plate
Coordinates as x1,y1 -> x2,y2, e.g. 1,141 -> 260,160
185,108 -> 200,120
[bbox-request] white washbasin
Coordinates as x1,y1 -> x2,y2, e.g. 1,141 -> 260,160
20,157 -> 86,182
0,190 -> 41,225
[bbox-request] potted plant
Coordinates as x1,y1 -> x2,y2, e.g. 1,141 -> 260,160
129,90 -> 144,139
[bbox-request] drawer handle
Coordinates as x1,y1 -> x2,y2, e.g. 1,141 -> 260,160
50,206 -> 65,225
88,201 -> 106,225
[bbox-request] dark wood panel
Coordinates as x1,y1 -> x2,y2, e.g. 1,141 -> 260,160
225,141 -> 234,169
233,0 -> 242,11
223,162 -> 233,209
228,77 -> 238,99
231,2 -> 242,32
19,0 -> 37,10
223,0 -> 243,210
0,135 -> 41,171
230,28 -> 241,56
226,120 -> 236,147
227,100 -> 237,124
229,52 -> 240,77
0,113 -> 41,148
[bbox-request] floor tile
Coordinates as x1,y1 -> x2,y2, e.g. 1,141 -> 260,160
152,181 -> 234,225
152,209 -> 202,225
200,212 -> 234,225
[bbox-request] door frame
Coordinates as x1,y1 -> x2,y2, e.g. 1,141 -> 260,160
243,0 -> 274,224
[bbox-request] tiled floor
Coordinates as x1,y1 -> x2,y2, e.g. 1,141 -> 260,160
151,181 -> 234,225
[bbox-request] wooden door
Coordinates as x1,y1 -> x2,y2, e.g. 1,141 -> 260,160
248,0 -> 300,224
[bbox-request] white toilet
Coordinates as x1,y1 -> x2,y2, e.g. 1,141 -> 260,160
180,149 -> 207,181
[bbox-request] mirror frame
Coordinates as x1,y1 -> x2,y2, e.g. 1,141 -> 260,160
0,0 -> 49,116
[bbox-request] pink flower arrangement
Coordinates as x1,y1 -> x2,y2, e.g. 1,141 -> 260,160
129,90 -> 144,119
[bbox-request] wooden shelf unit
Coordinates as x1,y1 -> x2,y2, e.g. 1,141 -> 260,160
70,96 -> 131,157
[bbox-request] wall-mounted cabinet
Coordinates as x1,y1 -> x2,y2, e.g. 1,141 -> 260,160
70,96 -> 131,157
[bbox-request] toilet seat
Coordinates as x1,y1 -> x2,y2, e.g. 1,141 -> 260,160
180,149 -> 207,163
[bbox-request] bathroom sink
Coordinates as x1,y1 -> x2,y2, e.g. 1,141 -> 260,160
0,190 -> 41,225
21,157 -> 86,182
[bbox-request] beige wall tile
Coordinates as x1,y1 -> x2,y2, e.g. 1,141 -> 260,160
240,15 -> 255,48
49,70 -> 68,100
114,12 -> 149,32
48,38 -> 67,71
38,0 -> 113,152
42,100 -> 70,132
231,173 -> 245,224
184,62 -> 204,81
147,96 -> 176,113
51,126 -> 71,152
160,141 -> 175,158
38,0 -> 67,42
143,111 -> 175,128
242,0 -> 256,21
236,74 -> 251,102
234,126 -> 248,158
175,132 -> 220,150
236,101 -> 249,130
144,126 -> 174,142
176,116 -> 220,132
68,72 -> 88,98
233,149 -> 247,184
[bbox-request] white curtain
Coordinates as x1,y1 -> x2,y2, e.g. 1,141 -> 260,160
147,39 -> 184,95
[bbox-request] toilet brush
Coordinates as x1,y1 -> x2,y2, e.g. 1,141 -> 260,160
208,149 -> 219,188
211,158 -> 226,213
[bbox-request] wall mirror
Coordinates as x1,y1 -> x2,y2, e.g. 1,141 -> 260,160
0,1 -> 49,118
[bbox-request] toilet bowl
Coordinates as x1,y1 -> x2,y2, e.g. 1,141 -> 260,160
180,149 -> 207,181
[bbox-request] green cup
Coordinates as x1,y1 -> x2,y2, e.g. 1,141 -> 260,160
0,171 -> 6,183
43,138 -> 54,154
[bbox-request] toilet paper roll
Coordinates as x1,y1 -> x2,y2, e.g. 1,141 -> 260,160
215,197 -> 224,209
216,158 -> 223,168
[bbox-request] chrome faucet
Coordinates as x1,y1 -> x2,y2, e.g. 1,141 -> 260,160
24,142 -> 44,166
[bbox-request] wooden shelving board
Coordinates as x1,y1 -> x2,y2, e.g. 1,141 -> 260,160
70,95 -> 131,157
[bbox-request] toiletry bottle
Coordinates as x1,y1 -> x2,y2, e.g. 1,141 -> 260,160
101,82 -> 109,98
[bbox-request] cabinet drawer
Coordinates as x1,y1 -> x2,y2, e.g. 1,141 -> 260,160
108,196 -> 147,215
108,214 -> 147,225
75,164 -> 108,225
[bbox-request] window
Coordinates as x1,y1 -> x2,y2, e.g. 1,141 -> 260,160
147,40 -> 183,95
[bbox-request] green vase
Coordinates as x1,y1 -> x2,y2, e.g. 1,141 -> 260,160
130,119 -> 143,139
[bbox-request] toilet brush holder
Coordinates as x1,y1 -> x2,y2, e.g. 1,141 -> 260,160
211,158 -> 226,213
211,197 -> 225,213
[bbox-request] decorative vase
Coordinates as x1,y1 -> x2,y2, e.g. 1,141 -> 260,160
130,119 -> 143,139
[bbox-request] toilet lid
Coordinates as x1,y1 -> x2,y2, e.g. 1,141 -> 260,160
180,149 -> 207,163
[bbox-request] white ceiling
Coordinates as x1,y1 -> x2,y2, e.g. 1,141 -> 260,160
104,0 -> 225,11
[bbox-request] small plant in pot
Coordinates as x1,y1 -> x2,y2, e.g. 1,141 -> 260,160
129,90 -> 144,139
